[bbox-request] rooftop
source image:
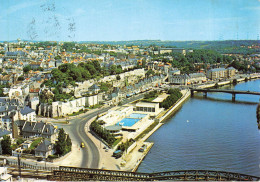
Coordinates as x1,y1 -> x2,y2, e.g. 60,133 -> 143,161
136,102 -> 159,107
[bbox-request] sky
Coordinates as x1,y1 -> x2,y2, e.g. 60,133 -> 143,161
0,0 -> 259,41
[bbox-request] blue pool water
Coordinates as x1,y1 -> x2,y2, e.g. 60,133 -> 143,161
128,113 -> 147,119
116,118 -> 140,127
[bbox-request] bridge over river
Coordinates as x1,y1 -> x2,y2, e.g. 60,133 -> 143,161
190,88 -> 260,101
47,166 -> 260,181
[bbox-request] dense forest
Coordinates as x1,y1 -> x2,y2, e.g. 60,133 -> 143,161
156,50 -> 234,74
80,40 -> 260,55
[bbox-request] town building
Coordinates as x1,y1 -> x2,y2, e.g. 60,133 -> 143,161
158,48 -> 186,55
206,67 -> 237,80
0,167 -> 12,182
14,121 -> 57,142
35,139 -> 55,158
19,106 -> 36,122
134,102 -> 160,116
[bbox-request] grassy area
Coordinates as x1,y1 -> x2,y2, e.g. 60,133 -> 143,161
29,138 -> 42,149
135,121 -> 159,141
52,121 -> 69,124
142,96 -> 157,102
111,138 -> 122,148
68,109 -> 89,116
88,104 -> 103,109
53,116 -> 66,119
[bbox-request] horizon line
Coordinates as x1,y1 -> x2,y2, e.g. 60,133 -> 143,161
1,39 -> 260,43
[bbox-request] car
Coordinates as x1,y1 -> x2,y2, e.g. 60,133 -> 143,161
138,144 -> 146,152
105,148 -> 109,152
81,142 -> 85,148
112,150 -> 123,159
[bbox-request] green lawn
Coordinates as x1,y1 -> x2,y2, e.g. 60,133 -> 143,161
111,138 -> 122,148
30,138 -> 42,149
142,97 -> 157,102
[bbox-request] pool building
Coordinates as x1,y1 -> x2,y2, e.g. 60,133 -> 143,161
116,113 -> 147,127
98,102 -> 164,139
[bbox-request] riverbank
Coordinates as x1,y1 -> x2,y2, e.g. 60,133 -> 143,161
85,89 -> 191,172
197,73 -> 260,89
136,78 -> 260,176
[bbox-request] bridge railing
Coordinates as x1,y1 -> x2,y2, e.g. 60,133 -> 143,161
47,167 -> 260,181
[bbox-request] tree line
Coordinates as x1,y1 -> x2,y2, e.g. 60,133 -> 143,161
90,120 -> 116,146
160,88 -> 183,109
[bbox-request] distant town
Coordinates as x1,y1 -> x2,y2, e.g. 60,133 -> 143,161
0,39 -> 259,180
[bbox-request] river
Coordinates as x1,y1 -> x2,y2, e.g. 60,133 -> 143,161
137,79 -> 260,177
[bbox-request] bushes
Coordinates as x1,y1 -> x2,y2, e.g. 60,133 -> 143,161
117,139 -> 135,152
1,135 -> 12,155
90,121 -> 116,146
160,89 -> 182,109
143,90 -> 159,102
144,90 -> 158,99
37,157 -> 43,161
23,149 -> 32,154
16,138 -> 25,145
48,154 -> 58,159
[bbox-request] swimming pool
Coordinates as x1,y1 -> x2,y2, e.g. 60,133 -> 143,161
128,113 -> 147,119
116,118 -> 140,127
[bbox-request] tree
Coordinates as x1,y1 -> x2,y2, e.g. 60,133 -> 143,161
55,128 -> 72,156
1,135 -> 12,155
39,89 -> 54,104
145,69 -> 155,77
109,65 -> 117,75
142,59 -> 146,68
54,55 -> 61,60
116,75 -> 121,80
65,135 -> 72,153
23,65 -> 32,74
55,128 -> 67,156
0,88 -> 5,97
17,76 -> 25,81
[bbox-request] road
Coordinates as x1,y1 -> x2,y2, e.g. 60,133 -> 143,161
54,93 -> 145,168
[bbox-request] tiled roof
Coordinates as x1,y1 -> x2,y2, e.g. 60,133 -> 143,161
20,106 -> 35,115
0,128 -> 11,137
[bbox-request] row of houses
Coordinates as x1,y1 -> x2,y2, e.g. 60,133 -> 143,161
14,120 -> 57,142
168,67 -> 237,85
207,67 -> 236,80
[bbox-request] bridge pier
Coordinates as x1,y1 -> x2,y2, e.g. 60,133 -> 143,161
191,90 -> 194,97
203,92 -> 207,97
232,93 -> 236,102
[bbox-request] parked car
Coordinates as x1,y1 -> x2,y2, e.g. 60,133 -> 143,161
138,144 -> 146,152
112,150 -> 122,159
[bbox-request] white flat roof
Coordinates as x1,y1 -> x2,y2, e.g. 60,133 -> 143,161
136,102 -> 159,107
1,174 -> 12,180
152,93 -> 169,103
